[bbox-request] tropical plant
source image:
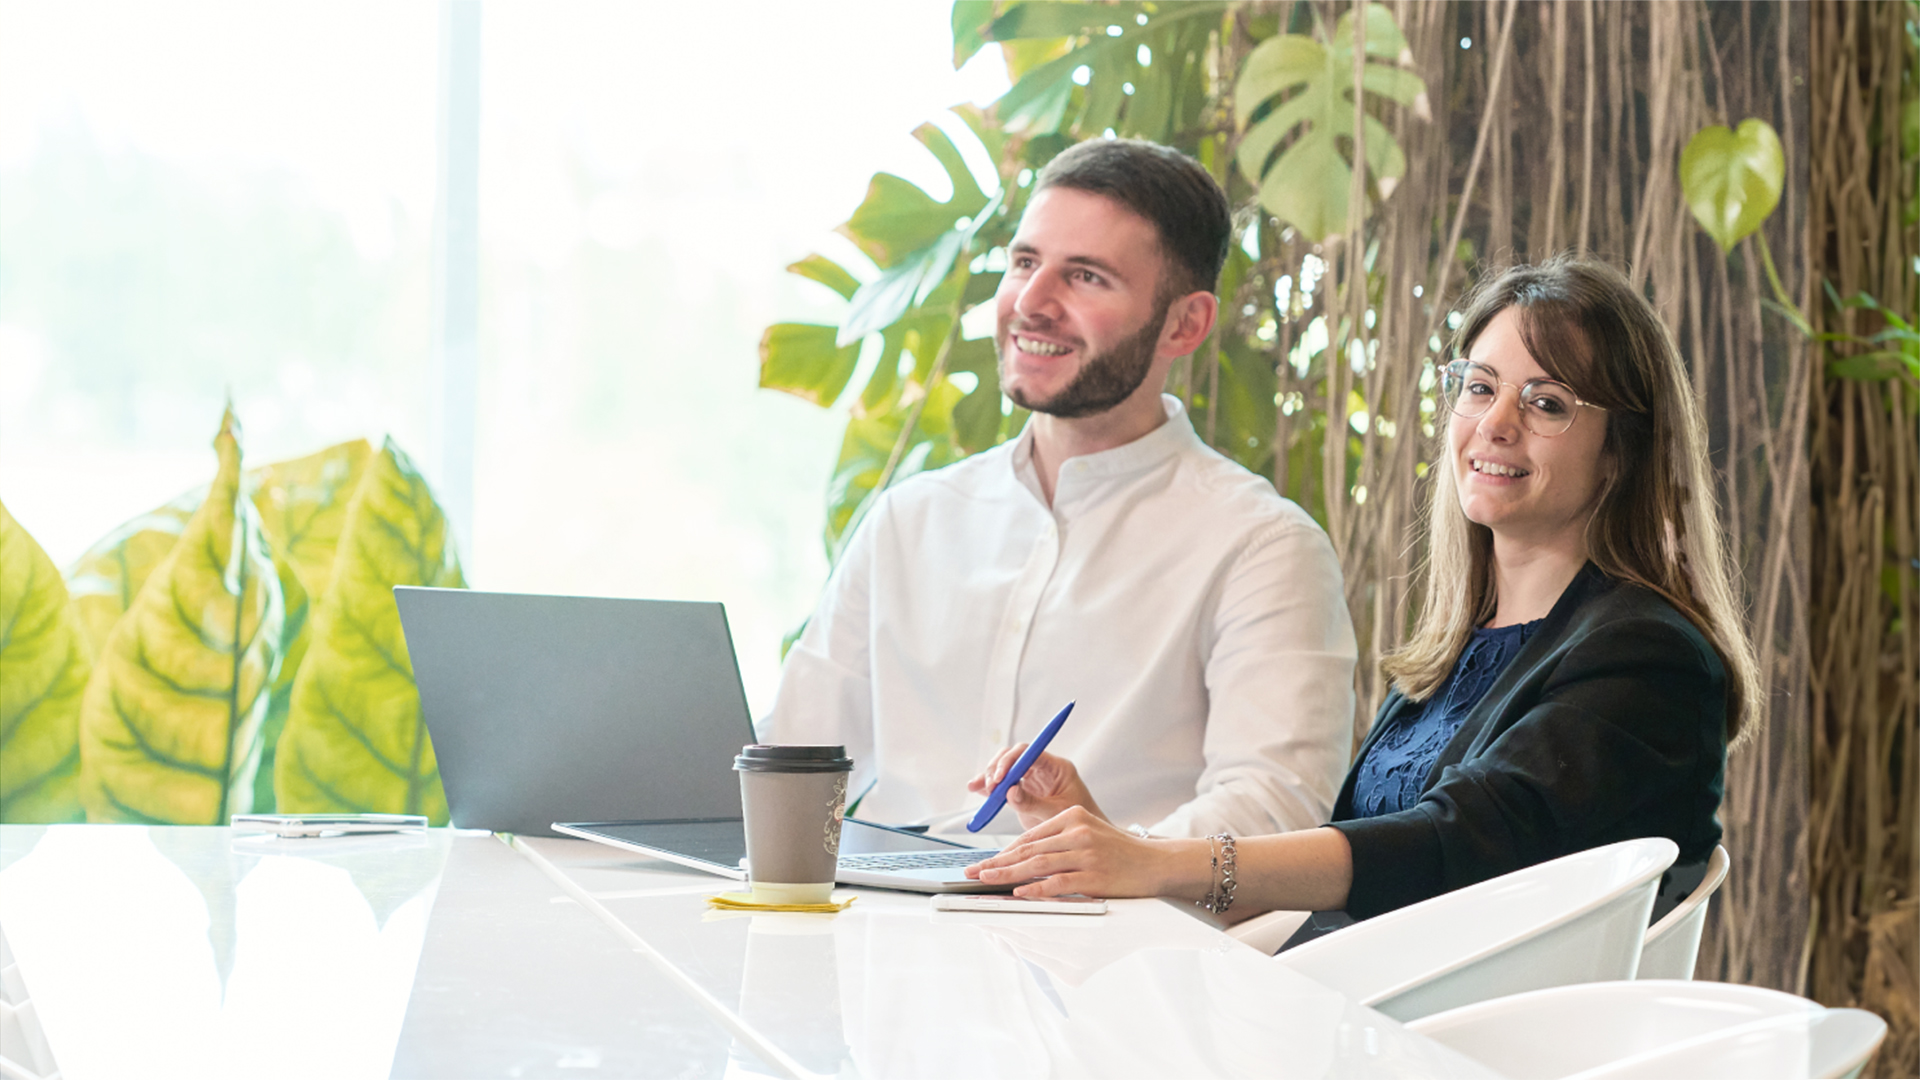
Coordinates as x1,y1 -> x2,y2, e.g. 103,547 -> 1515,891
0,409 -> 463,825
759,2 -> 1428,560
762,7 -> 1912,1054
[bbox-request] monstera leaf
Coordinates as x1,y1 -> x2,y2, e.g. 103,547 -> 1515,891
1680,119 -> 1785,253
825,380 -> 968,545
274,439 -> 462,822
838,122 -> 990,270
78,409 -> 288,824
982,3 -> 1228,141
0,500 -> 92,822
759,323 -> 864,409
1234,3 -> 1426,242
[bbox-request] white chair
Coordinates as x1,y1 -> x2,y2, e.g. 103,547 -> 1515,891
1409,978 -> 1816,1078
1573,1006 -> 1888,1080
0,923 -> 59,1080
1225,909 -> 1310,955
1272,837 -> 1676,1022
1409,980 -> 1887,1080
1635,843 -> 1729,980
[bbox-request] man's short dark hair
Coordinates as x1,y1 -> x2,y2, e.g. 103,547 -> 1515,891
1031,138 -> 1231,298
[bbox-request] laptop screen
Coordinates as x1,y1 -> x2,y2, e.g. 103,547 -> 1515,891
396,587 -> 756,836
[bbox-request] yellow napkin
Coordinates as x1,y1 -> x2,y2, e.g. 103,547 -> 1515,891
707,890 -> 856,914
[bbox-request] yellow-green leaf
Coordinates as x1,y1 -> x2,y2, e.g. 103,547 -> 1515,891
759,323 -> 862,407
247,441 -> 371,811
0,500 -> 92,822
78,408 -> 287,824
251,439 -> 373,600
1680,118 -> 1785,253
65,487 -> 202,658
275,438 -> 463,822
251,539 -> 310,814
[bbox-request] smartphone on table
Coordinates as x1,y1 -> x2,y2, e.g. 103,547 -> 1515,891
930,894 -> 1108,915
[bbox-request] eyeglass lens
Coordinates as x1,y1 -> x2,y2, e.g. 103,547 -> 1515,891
1441,361 -> 1579,435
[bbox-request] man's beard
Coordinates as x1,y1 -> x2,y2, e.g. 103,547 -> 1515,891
998,297 -> 1172,419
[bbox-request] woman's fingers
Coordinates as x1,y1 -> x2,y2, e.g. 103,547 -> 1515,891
973,848 -> 1084,883
1011,873 -> 1090,899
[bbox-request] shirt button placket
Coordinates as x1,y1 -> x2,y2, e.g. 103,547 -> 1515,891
985,516 -> 1061,755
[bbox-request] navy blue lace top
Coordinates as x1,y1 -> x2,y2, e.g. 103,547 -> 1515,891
1350,619 -> 1546,817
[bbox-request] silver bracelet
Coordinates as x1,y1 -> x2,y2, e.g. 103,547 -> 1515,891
1198,833 -> 1238,915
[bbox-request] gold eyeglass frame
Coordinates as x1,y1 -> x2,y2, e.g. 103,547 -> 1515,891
1440,359 -> 1606,437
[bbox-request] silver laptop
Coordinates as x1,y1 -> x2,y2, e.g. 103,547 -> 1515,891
394,586 -> 1003,893
553,817 -> 1004,893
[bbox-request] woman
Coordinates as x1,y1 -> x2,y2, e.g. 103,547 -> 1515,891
963,257 -> 1760,924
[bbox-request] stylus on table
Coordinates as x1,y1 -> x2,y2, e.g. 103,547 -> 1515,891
967,701 -> 1075,833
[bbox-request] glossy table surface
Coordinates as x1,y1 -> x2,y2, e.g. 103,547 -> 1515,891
0,825 -> 1500,1079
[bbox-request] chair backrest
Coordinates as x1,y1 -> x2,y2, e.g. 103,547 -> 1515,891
1809,1008 -> 1891,1080
1568,1005 -> 1888,1080
1407,978 -> 1819,1079
1635,844 -> 1730,980
1273,838 -> 1676,1022
1224,909 -> 1310,956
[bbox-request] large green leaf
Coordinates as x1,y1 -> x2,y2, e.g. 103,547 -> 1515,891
274,438 -> 462,822
1234,3 -> 1425,242
759,323 -> 862,406
947,336 -> 1007,453
1680,119 -> 1785,253
836,123 -> 990,270
250,439 -> 373,600
246,441 -> 373,812
78,408 -> 287,824
65,487 -> 202,659
991,4 -> 1228,137
0,500 -> 92,822
840,229 -> 970,346
951,0 -> 998,68
995,2 -> 1146,40
825,380 -> 966,550
784,254 -> 862,301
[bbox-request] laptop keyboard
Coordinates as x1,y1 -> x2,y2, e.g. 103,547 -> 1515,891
843,849 -> 997,871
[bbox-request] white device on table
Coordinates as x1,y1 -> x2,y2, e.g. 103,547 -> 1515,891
230,813 -> 429,838
931,894 -> 1108,915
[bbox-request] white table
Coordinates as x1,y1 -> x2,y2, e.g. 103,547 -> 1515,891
0,826 -> 1499,1079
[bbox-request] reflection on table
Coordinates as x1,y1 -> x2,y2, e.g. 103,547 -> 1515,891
0,826 -> 1498,1079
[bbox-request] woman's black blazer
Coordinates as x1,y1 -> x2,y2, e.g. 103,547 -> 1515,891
1326,563 -> 1729,919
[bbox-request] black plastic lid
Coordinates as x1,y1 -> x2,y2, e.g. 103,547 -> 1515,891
733,744 -> 853,773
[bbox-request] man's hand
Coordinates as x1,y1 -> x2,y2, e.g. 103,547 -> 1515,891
966,745 -> 1109,831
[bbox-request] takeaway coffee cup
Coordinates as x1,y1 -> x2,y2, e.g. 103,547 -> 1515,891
734,744 -> 854,904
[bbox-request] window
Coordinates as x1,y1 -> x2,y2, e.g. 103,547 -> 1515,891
1,0 -> 1007,713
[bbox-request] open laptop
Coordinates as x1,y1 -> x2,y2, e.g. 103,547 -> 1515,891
553,817 -> 1005,893
394,586 -> 1004,893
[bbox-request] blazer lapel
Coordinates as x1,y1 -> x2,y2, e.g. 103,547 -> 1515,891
1422,563 -> 1613,787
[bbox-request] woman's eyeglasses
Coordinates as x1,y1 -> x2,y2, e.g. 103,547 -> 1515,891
1439,360 -> 1605,437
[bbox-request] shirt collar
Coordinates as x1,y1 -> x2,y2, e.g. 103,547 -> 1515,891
1009,394 -> 1202,503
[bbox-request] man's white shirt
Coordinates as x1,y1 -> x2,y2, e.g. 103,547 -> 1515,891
762,396 -> 1356,837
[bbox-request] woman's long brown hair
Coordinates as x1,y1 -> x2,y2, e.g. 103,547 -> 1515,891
1383,257 -> 1762,746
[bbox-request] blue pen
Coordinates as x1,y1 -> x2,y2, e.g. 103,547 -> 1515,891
968,701 -> 1076,832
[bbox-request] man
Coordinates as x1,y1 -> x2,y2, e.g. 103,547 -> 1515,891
762,139 -> 1356,838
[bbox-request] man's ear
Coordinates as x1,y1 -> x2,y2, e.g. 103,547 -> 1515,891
1157,290 -> 1219,359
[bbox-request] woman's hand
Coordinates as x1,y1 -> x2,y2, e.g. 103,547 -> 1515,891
962,806 -> 1210,900
966,745 -> 1108,831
